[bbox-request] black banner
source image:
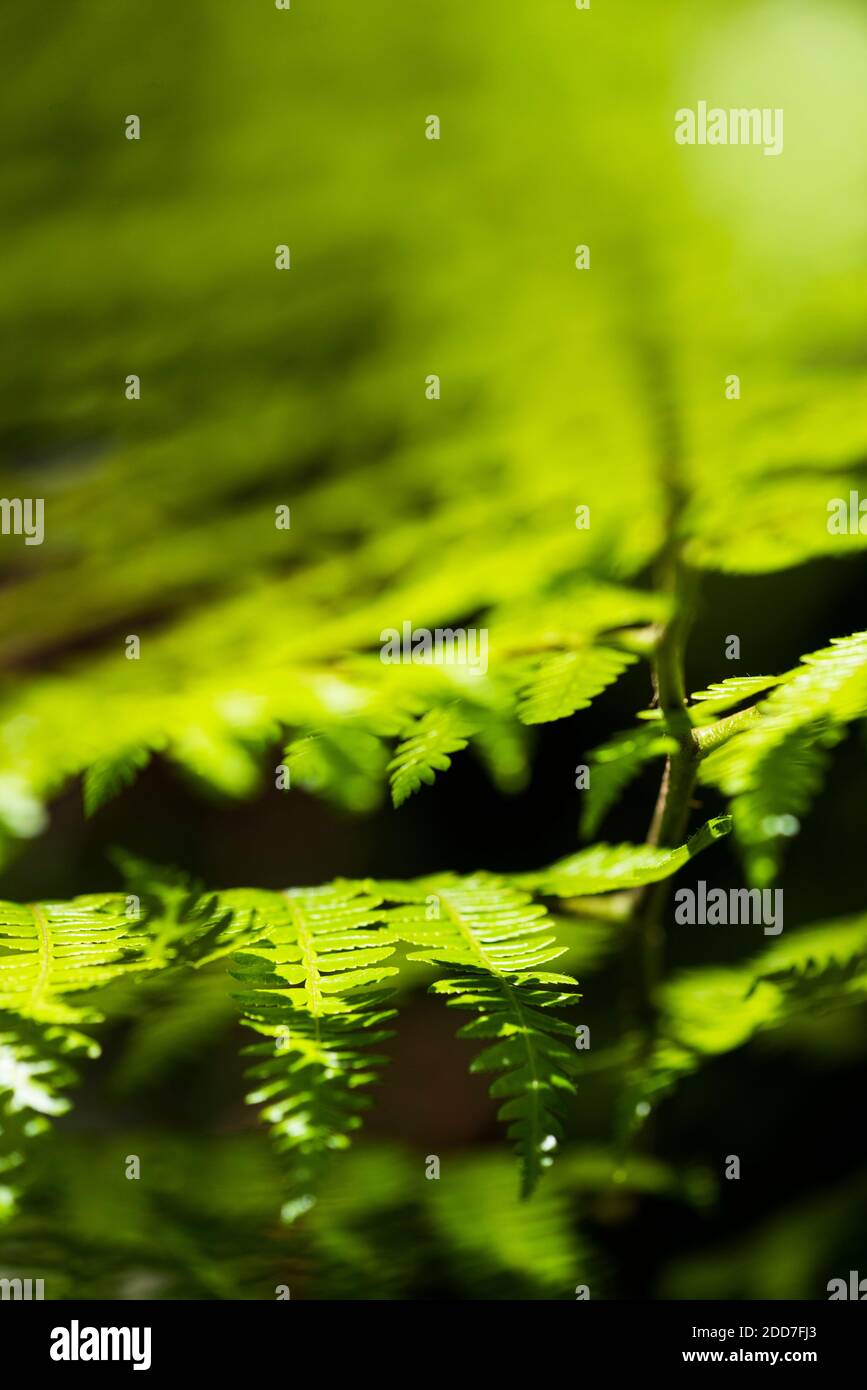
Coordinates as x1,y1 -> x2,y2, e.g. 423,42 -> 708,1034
3,1300 -> 864,1376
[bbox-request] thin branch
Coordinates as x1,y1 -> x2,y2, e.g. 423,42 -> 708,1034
621,341 -> 700,1043
693,703 -> 761,756
623,567 -> 700,1036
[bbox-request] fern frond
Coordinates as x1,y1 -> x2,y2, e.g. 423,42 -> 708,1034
82,745 -> 154,817
701,632 -> 867,884
111,967 -> 237,1094
704,632 -> 867,761
113,854 -> 256,970
387,876 -> 580,1195
0,1025 -> 82,1219
719,728 -> 834,886
518,647 -> 637,726
387,705 -> 475,806
0,895 -> 153,1210
284,726 -> 388,812
0,1014 -> 105,1190
686,466 -> 867,574
471,713 -> 531,794
580,725 -> 677,838
688,673 -> 792,717
0,1027 -> 78,1125
747,913 -> 867,1003
0,877 -> 254,1211
516,816 -> 731,898
225,886 -> 398,1178
490,581 -> 669,648
630,911 -> 867,1124
425,1154 -> 587,1296
0,896 -> 145,1026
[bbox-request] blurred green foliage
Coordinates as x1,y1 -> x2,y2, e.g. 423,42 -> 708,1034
1,0 -> 866,1300
1,0 -> 865,855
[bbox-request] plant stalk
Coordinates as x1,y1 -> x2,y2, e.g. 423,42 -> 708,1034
623,437 -> 700,1042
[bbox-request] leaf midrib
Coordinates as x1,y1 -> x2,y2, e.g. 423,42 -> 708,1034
439,891 -> 542,1179
29,903 -> 52,1012
283,893 -> 323,1062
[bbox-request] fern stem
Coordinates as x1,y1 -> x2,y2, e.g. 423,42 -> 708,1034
625,510 -> 699,1043
693,703 -> 761,756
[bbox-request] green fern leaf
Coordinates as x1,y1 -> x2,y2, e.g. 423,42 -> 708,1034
168,725 -> 265,798
702,632 -> 867,884
580,725 -> 677,838
113,855 -> 255,970
489,581 -> 669,654
425,1153 -> 587,1295
111,967 -> 237,1094
0,1017 -> 101,1149
516,817 -> 731,898
0,1024 -> 83,1219
225,885 -> 398,1174
0,1032 -> 75,1123
518,647 -> 637,726
0,895 -> 152,1207
688,673 -> 792,716
0,896 -> 146,1026
705,632 -> 867,759
387,876 -> 580,1195
747,913 -> 867,1003
82,745 -> 153,817
716,727 -> 834,886
284,726 -> 388,812
471,714 -> 531,794
0,878 -> 249,1206
388,705 -> 474,806
630,911 -> 867,1125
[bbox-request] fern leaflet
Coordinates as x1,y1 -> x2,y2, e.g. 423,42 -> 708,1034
518,647 -> 637,725
83,745 -> 154,817
580,725 -> 677,838
388,705 -> 475,806
226,886 -> 398,1183
701,631 -> 867,884
0,896 -> 146,1026
387,876 -> 580,1195
516,817 -> 731,898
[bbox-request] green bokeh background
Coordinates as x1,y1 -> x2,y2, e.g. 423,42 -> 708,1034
1,0 -> 866,1299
